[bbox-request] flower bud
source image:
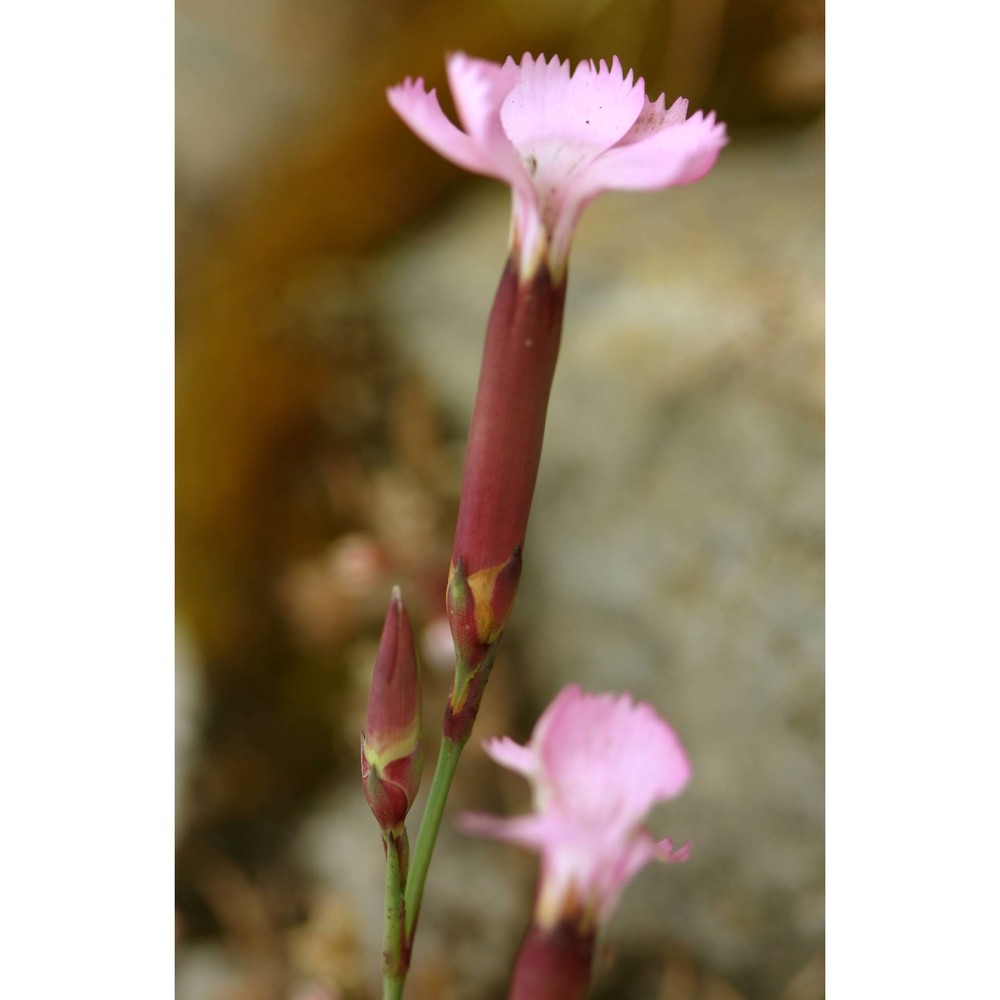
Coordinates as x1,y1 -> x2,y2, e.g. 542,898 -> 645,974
361,587 -> 423,835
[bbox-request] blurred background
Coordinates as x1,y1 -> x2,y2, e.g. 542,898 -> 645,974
176,1 -> 824,998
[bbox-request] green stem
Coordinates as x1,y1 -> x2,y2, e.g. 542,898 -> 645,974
382,829 -> 408,1000
403,734 -> 466,942
394,644 -> 501,992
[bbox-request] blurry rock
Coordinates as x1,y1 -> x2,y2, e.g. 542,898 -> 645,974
376,128 -> 824,996
278,533 -> 389,649
294,788 -> 384,998
780,949 -> 824,1000
288,892 -> 366,998
176,942 -> 244,1000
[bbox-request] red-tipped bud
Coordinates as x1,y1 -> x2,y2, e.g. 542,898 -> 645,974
361,587 -> 423,834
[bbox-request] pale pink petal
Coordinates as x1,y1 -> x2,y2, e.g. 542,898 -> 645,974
606,833 -> 690,898
575,110 -> 728,194
500,55 -> 645,157
457,811 -> 552,849
653,836 -> 692,864
461,685 -> 692,931
591,832 -> 660,922
386,78 -> 487,176
548,110 -> 726,266
389,54 -> 725,276
531,819 -> 685,930
534,829 -> 603,928
535,689 -> 691,828
529,683 -> 583,748
445,53 -> 531,192
500,56 -> 648,268
616,94 -> 689,146
482,735 -> 536,777
443,51 -> 541,260
583,831 -> 690,925
446,53 -> 517,136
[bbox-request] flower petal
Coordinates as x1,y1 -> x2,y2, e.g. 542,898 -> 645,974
498,55 -> 649,277
653,836 -> 692,864
482,735 -> 536,777
386,77 -> 488,176
446,53 -> 516,135
576,109 -> 728,194
591,830 -> 661,922
616,94 -> 689,146
548,110 -> 727,266
457,810 -> 552,849
462,686 -> 693,932
529,683 -> 583,748
389,54 -> 726,277
606,833 -> 690,900
534,688 -> 692,829
500,54 -> 645,157
445,53 -> 531,193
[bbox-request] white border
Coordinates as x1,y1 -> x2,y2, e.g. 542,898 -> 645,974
828,3 -> 998,995
2,4 -> 174,996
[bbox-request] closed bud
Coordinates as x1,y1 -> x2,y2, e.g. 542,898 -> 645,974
361,587 -> 423,834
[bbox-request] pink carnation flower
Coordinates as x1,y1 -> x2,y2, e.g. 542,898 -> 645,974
460,685 -> 692,932
388,53 -> 727,279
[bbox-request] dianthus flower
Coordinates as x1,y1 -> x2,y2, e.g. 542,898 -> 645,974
388,56 -> 726,746
388,53 -> 727,280
461,685 -> 691,933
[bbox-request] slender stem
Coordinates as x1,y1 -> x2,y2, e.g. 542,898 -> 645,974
403,734 -> 466,941
382,829 -> 408,1000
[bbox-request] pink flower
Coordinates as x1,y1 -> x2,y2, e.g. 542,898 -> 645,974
388,53 -> 727,279
460,685 -> 691,932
